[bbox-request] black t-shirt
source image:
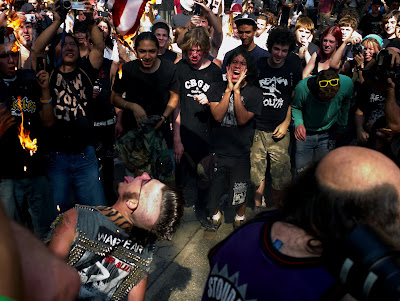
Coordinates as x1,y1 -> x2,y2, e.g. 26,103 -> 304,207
357,82 -> 386,128
256,57 -> 302,132
113,59 -> 180,132
0,70 -> 47,179
90,58 -> 115,122
222,45 -> 269,73
359,13 -> 383,37
267,0 -> 282,15
207,82 -> 263,157
293,42 -> 319,68
159,49 -> 178,63
176,59 -> 222,153
49,59 -> 99,152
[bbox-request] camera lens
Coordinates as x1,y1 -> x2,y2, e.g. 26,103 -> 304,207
63,0 -> 71,10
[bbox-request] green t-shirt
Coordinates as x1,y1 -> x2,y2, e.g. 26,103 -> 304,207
292,74 -> 353,133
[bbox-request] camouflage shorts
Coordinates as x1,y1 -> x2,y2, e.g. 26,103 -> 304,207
250,129 -> 292,190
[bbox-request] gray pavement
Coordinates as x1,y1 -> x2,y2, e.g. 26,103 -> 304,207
145,206 -> 237,301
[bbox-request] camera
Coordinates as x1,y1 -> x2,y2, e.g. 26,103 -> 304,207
98,10 -> 109,17
71,2 -> 85,10
57,0 -> 72,18
363,49 -> 400,86
352,42 -> 364,56
25,13 -> 36,23
323,226 -> 400,301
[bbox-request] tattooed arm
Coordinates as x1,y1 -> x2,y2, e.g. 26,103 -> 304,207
48,209 -> 78,260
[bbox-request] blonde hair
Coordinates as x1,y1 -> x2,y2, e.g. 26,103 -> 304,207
141,3 -> 155,24
362,37 -> 382,53
295,15 -> 315,32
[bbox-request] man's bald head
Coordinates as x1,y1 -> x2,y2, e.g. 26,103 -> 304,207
316,146 -> 400,197
282,146 -> 400,245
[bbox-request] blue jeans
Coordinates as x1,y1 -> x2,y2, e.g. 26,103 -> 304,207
295,132 -> 330,173
47,146 -> 106,221
0,176 -> 53,240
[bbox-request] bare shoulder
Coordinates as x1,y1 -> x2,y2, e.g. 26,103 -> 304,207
52,208 -> 78,236
48,209 -> 78,260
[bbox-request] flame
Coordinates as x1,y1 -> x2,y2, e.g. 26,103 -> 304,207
118,63 -> 123,79
148,0 -> 157,4
7,14 -> 22,31
17,97 -> 38,154
118,33 -> 136,53
11,41 -> 19,53
57,205 -> 61,212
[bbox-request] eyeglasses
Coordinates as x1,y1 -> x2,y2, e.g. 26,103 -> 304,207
0,52 -> 19,59
319,78 -> 339,87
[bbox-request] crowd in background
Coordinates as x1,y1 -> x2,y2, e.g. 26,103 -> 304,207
3,0 -> 400,299
1,0 -> 400,240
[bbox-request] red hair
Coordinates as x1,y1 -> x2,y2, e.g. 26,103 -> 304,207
318,26 -> 343,59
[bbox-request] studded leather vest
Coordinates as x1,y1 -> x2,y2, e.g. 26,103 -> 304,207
66,205 -> 154,300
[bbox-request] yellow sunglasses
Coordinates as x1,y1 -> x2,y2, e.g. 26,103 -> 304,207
319,78 -> 339,87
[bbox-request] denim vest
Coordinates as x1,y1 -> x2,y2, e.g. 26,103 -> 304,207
67,205 -> 154,301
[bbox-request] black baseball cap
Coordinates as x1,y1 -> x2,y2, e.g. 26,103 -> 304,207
234,13 -> 257,27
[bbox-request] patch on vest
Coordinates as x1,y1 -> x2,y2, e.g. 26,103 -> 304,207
97,226 -> 144,254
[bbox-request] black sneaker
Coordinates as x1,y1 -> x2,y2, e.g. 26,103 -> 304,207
204,216 -> 222,240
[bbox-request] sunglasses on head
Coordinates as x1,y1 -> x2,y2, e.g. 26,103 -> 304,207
319,78 -> 339,87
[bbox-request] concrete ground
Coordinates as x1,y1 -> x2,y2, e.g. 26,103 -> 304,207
146,207 -> 218,300
145,206 -> 248,301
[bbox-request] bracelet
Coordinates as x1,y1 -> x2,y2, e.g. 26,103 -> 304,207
123,101 -> 128,109
162,114 -> 167,123
40,97 -> 52,104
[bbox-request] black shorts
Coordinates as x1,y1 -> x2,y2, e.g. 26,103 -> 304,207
206,155 -> 251,210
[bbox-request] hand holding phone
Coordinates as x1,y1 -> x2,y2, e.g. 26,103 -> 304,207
36,57 -> 45,72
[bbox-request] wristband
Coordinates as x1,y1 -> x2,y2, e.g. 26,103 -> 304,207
40,97 -> 52,104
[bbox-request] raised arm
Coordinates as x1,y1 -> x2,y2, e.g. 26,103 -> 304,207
195,1 -> 223,57
385,79 -> 400,133
31,9 -> 63,70
302,52 -> 317,79
85,1 -> 104,70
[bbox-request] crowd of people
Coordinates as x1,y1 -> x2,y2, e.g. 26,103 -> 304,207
2,0 -> 400,299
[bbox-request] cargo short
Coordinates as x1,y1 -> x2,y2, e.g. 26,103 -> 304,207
250,129 -> 292,190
